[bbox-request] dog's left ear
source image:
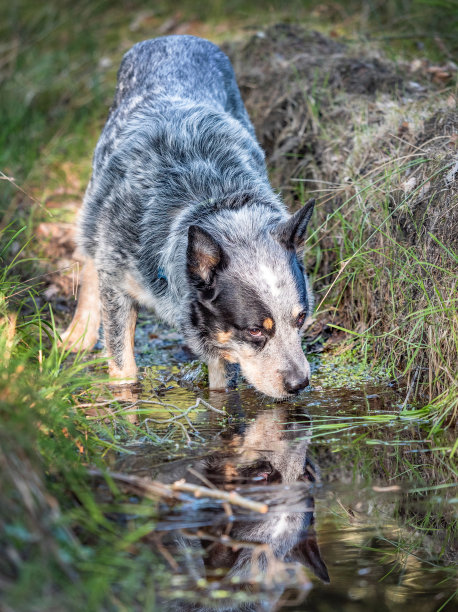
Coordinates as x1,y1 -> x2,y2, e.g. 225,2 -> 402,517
273,198 -> 315,253
187,225 -> 227,286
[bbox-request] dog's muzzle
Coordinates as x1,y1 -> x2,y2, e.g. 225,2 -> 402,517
279,366 -> 310,395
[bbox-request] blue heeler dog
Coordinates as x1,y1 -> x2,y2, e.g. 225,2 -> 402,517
61,35 -> 315,398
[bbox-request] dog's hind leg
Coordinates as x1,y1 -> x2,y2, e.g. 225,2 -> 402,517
99,273 -> 138,384
60,257 -> 101,351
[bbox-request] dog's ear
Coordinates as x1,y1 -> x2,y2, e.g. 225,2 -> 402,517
187,225 -> 226,286
273,198 -> 315,253
286,531 -> 330,583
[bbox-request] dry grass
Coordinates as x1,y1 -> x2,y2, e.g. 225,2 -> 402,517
227,25 -> 457,410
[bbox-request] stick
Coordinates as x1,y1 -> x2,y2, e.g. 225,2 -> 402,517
88,469 -> 268,514
187,466 -> 233,517
87,468 -> 180,500
171,479 -> 268,514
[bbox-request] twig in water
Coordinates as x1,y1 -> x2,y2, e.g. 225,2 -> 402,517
87,469 -> 268,514
372,485 -> 401,492
171,479 -> 268,514
187,466 -> 233,519
88,468 -> 179,499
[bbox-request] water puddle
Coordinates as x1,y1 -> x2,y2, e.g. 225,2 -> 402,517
94,315 -> 456,611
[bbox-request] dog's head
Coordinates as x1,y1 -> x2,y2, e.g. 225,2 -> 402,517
187,199 -> 315,398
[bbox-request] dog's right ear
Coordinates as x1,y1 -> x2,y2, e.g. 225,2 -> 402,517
273,198 -> 315,253
187,226 -> 226,286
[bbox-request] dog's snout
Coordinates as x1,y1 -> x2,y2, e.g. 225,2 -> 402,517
283,374 -> 310,395
285,378 -> 309,394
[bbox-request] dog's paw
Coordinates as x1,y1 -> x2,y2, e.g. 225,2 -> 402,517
108,363 -> 138,386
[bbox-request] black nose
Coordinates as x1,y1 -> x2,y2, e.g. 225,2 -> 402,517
284,377 -> 309,394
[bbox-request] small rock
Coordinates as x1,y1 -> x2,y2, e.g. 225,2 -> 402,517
43,284 -> 59,301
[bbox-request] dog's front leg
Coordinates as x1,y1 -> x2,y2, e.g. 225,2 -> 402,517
99,272 -> 138,384
208,357 -> 227,390
60,257 -> 101,351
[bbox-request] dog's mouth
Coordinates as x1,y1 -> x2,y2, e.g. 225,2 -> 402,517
233,353 -> 311,399
240,461 -> 282,484
256,386 -> 310,401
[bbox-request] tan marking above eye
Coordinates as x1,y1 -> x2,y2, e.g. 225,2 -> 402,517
292,305 -> 303,318
216,330 -> 233,344
263,317 -> 274,330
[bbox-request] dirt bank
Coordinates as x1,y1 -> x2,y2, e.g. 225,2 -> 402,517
226,25 -> 457,403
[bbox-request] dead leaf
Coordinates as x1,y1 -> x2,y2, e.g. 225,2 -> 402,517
398,121 -> 410,136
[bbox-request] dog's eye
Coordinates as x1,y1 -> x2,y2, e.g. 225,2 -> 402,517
248,327 -> 263,337
296,312 -> 306,327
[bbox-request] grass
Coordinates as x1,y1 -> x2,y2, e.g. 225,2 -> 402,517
310,153 -> 458,427
0,227 -> 173,610
273,45 -> 458,424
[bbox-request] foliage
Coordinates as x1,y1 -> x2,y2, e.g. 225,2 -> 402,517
0,229 -> 169,610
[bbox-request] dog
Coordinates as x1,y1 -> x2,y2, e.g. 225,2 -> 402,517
62,35 -> 315,398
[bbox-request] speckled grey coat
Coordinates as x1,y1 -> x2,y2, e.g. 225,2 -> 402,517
71,35 -> 314,397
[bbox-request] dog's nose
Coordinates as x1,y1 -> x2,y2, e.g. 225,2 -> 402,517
284,376 -> 309,395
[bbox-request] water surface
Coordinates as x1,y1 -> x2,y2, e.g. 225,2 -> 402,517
100,315 -> 456,611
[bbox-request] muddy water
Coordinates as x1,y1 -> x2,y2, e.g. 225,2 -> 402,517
109,316 -> 456,611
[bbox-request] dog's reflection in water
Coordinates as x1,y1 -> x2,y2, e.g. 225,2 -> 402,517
154,405 -> 329,611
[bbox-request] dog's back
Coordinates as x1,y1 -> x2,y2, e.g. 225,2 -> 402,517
96,36 -> 257,167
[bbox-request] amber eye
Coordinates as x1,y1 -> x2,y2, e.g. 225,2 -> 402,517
296,312 -> 306,327
248,327 -> 263,337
